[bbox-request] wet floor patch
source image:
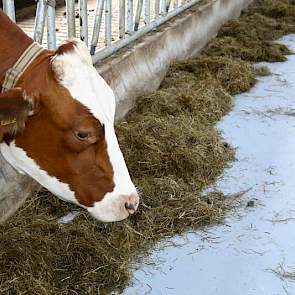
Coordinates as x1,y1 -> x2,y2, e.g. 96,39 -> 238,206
124,34 -> 295,295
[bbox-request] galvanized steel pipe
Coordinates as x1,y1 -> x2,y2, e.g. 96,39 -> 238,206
3,0 -> 16,22
34,0 -> 48,44
105,0 -> 112,46
90,0 -> 105,55
80,0 -> 88,45
119,0 -> 126,38
47,0 -> 56,49
144,0 -> 150,25
155,0 -> 160,19
66,0 -> 76,38
134,0 -> 143,31
127,0 -> 134,33
92,0 -> 201,63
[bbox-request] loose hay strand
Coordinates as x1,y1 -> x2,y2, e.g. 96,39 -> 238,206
1,0 -> 294,294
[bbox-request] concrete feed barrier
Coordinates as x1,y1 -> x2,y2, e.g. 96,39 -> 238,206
0,153 -> 39,223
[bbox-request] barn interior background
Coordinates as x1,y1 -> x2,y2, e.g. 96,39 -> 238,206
2,0 -> 204,60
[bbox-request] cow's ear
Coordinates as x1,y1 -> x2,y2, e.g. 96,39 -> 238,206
0,88 -> 35,139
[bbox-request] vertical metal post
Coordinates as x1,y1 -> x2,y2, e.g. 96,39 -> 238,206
173,0 -> 178,9
154,0 -> 160,19
3,0 -> 16,22
90,0 -> 105,55
34,0 -> 48,44
47,0 -> 56,49
134,0 -> 143,31
166,0 -> 172,13
161,0 -> 167,15
127,0 -> 133,34
105,0 -> 112,46
144,0 -> 150,25
66,0 -> 76,38
119,0 -> 125,38
80,0 -> 88,45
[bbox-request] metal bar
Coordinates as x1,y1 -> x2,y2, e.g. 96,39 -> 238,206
66,0 -> 76,38
173,0 -> 178,10
119,0 -> 125,38
3,0 -> 16,22
127,0 -> 133,34
105,0 -> 112,46
47,0 -> 56,49
34,0 -> 48,44
166,0 -> 172,13
92,0 -> 201,64
144,0 -> 150,25
80,0 -> 88,45
161,0 -> 167,15
90,0 -> 105,55
154,0 -> 160,19
134,0 -> 143,31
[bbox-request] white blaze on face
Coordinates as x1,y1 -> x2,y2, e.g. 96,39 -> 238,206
51,39 -> 138,221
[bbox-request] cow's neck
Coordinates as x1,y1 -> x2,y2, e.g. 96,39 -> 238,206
0,10 -> 33,85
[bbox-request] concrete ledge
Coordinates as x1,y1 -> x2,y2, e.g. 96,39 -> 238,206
0,0 -> 251,223
97,0 -> 252,120
0,154 -> 39,223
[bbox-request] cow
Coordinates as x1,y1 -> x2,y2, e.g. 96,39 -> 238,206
0,9 -> 139,222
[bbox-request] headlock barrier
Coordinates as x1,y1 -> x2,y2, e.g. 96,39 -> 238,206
3,0 -> 201,62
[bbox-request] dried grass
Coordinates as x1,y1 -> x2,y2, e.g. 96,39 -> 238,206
271,263 -> 295,281
205,1 -> 295,62
0,0 -> 294,294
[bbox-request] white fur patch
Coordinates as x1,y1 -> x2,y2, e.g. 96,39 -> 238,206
0,141 -> 78,204
51,39 -> 115,125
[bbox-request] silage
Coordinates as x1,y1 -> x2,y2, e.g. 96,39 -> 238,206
0,0 -> 294,294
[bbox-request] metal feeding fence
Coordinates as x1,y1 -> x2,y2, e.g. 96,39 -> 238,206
3,0 -> 200,63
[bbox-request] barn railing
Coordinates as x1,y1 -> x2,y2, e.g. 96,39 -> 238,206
3,0 -> 200,63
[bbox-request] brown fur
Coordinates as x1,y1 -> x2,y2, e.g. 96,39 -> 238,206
0,88 -> 30,139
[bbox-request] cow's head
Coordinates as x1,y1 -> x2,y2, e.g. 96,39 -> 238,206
0,39 -> 139,222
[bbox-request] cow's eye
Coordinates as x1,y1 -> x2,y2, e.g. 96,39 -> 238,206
75,131 -> 91,140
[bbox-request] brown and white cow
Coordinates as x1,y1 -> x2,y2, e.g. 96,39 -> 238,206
0,10 -> 139,222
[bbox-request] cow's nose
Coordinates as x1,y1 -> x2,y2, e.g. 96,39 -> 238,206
124,194 -> 139,215
125,202 -> 136,212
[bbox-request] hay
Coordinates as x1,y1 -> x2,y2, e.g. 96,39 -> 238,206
117,115 -> 233,182
129,73 -> 232,123
0,0 -> 294,294
165,56 -> 257,94
205,1 -> 295,62
205,37 -> 291,62
272,263 -> 295,281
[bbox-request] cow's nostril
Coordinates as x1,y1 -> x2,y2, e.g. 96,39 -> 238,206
125,202 -> 136,213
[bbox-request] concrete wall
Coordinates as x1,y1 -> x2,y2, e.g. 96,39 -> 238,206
0,0 -> 251,222
0,155 -> 39,223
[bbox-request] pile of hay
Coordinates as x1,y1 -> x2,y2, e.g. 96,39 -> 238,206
205,0 -> 295,61
0,0 -> 294,294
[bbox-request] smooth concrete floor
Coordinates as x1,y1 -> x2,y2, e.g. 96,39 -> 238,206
123,34 -> 295,295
